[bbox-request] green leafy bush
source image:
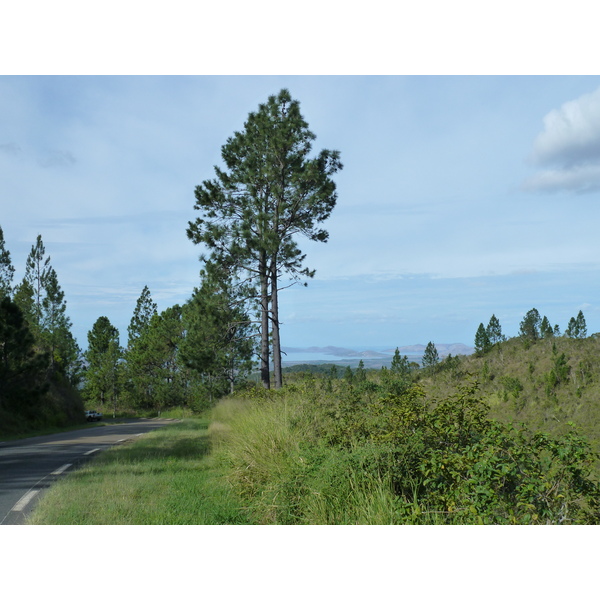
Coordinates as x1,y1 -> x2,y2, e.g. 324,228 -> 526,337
365,382 -> 600,523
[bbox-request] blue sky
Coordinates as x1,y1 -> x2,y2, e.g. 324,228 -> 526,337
3,75 -> 600,351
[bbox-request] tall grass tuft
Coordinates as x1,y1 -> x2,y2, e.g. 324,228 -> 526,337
209,391 -> 410,524
210,395 -> 309,523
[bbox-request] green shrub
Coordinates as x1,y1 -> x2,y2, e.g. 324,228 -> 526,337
210,378 -> 600,524
501,376 -> 524,399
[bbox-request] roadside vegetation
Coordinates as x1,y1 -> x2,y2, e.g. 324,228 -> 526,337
202,312 -> 600,525
28,418 -> 249,525
27,311 -> 600,525
208,372 -> 600,525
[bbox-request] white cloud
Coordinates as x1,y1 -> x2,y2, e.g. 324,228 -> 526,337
524,86 -> 600,193
531,87 -> 600,166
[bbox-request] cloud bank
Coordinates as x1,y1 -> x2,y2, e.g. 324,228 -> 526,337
523,86 -> 600,193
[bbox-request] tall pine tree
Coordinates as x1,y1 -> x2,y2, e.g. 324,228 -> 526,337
474,323 -> 491,355
565,310 -> 587,339
84,316 -> 122,413
123,286 -> 158,408
127,285 -> 157,349
11,237 -> 81,383
519,308 -> 542,342
41,266 -> 80,378
540,316 -> 554,339
23,234 -> 51,335
391,348 -> 411,378
575,310 -> 587,338
187,89 -> 342,389
486,314 -> 505,345
422,341 -> 440,370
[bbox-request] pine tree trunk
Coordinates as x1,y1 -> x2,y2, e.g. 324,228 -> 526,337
259,255 -> 270,389
271,260 -> 282,389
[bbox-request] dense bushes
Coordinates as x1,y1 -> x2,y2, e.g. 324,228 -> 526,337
209,376 -> 600,524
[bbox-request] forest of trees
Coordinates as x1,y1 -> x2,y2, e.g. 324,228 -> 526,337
0,227 -> 85,432
83,272 -> 256,417
0,225 -> 258,432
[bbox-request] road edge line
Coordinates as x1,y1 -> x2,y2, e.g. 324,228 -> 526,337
12,490 -> 40,512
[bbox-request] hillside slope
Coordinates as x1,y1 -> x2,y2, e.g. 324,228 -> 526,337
419,335 -> 600,451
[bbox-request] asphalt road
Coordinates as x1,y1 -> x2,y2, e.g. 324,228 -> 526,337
0,418 -> 179,525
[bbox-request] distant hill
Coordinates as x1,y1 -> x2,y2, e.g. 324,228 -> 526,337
282,343 -> 474,360
282,346 -> 389,359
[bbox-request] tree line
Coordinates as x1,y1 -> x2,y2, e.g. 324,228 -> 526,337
0,224 -> 257,425
0,227 -> 84,430
474,308 -> 589,355
84,272 -> 255,417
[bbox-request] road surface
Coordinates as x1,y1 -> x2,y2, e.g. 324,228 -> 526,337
0,418 -> 178,525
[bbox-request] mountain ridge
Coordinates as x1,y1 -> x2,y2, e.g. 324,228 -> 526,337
282,343 -> 474,358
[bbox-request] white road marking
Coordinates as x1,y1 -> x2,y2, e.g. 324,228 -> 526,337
2,429 -> 164,523
51,463 -> 72,476
5,461 -> 73,518
12,490 -> 40,512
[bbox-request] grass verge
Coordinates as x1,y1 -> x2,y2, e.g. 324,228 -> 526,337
208,395 -> 409,524
27,418 -> 250,525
